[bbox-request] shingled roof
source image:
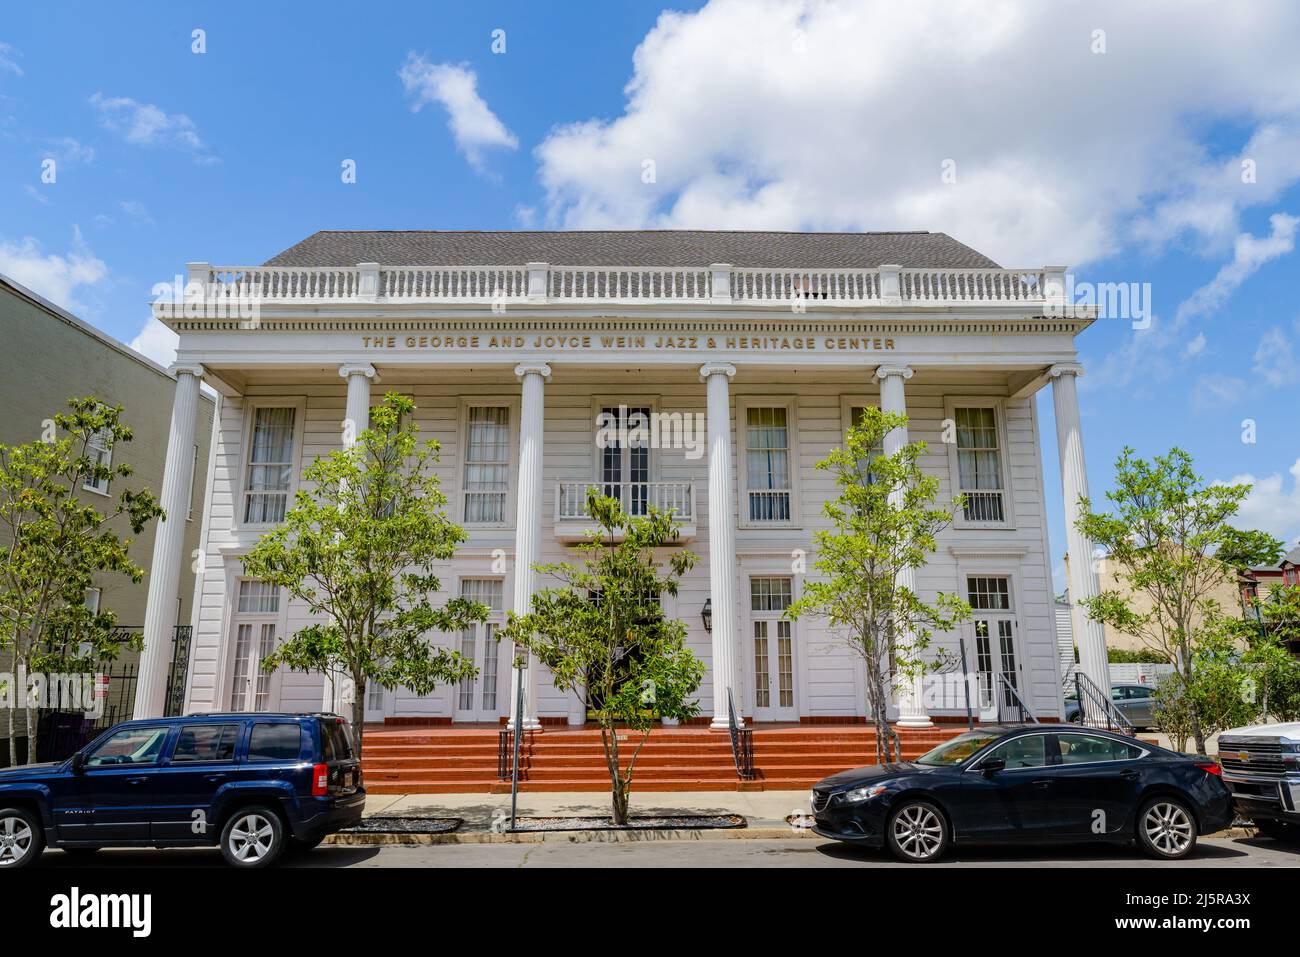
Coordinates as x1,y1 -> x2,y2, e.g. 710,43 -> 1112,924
263,230 -> 1001,270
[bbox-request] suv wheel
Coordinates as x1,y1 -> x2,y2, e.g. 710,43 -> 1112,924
886,800 -> 950,863
0,808 -> 43,869
1136,797 -> 1198,860
220,806 -> 285,868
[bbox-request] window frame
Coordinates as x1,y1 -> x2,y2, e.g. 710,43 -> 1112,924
246,722 -> 307,762
166,723 -> 241,765
943,396 -> 1016,530
81,426 -> 113,496
225,577 -> 286,713
1052,731 -> 1145,766
840,396 -> 886,485
236,397 -> 305,531
455,398 -> 518,528
736,395 -> 802,528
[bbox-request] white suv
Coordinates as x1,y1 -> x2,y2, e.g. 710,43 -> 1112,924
1218,721 -> 1300,841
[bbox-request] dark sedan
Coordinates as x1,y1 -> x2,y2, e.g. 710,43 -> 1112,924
811,725 -> 1231,863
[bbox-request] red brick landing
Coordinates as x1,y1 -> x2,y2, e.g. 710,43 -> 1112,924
360,722 -> 969,794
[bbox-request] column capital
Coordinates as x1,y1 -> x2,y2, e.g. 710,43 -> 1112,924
699,361 -> 737,382
1048,361 -> 1085,379
873,363 -> 913,383
169,362 -> 205,379
338,362 -> 377,380
514,361 -> 552,380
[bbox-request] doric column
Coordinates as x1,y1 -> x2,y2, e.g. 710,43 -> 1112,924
874,363 -> 932,729
508,361 -> 550,731
134,364 -> 205,719
700,362 -> 741,730
325,363 -> 376,714
1050,363 -> 1109,701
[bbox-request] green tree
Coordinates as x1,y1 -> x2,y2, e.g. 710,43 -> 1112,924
242,393 -> 484,755
786,407 -> 969,764
0,398 -> 162,764
1216,528 -> 1284,571
500,491 -> 704,825
1077,447 -> 1278,755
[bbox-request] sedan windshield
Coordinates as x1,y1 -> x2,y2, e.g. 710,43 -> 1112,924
915,731 -> 1003,766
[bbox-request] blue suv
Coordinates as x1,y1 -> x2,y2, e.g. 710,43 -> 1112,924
0,712 -> 364,868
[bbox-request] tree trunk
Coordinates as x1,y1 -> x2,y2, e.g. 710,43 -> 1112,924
23,655 -> 36,765
5,647 -> 15,768
611,777 -> 630,826
350,671 -> 367,758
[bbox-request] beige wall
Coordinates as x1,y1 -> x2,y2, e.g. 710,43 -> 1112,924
0,280 -> 214,674
1092,556 -> 1245,653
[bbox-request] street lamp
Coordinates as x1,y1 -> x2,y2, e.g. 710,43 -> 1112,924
701,598 -> 713,633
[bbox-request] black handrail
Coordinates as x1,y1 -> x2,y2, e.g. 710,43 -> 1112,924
993,673 -> 1039,724
497,728 -> 512,780
1073,672 -> 1134,733
727,689 -> 755,781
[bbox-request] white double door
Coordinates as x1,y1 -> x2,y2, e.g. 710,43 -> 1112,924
749,577 -> 798,722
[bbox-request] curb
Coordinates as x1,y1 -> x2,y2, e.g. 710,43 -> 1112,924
327,826 -> 818,845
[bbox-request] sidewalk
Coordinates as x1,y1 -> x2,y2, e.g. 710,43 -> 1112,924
361,790 -> 814,832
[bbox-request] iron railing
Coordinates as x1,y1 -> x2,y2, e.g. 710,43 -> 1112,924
727,689 -> 755,781
164,625 -> 193,717
991,672 -> 1039,725
1073,671 -> 1134,733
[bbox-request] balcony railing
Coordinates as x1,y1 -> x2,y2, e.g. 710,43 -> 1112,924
556,481 -> 695,523
961,489 -> 1006,523
175,262 -> 1070,310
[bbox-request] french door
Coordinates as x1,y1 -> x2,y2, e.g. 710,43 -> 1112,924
229,580 -> 280,712
967,577 -> 1021,717
750,577 -> 797,721
455,579 -> 503,722
600,405 -> 651,515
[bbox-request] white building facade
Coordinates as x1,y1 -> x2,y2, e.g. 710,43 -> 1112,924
135,230 -> 1109,730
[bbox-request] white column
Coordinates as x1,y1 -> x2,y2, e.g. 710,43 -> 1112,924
701,362 -> 741,730
134,364 -> 205,719
874,363 -> 932,729
1050,363 -> 1109,698
508,362 -> 550,731
324,363 -> 376,714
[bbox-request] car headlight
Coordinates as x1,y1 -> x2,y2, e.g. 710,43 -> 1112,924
842,783 -> 889,804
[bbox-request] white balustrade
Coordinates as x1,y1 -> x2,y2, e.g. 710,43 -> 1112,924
556,480 -> 695,523
194,263 -> 1057,307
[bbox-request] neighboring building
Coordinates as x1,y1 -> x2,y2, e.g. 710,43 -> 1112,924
0,274 -> 216,717
137,229 -> 1113,727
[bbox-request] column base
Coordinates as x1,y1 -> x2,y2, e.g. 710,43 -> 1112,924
505,717 -> 543,732
710,716 -> 743,731
896,715 -> 934,729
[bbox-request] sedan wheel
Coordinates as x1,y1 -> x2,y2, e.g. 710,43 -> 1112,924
0,809 -> 43,869
220,807 -> 284,868
1137,798 -> 1197,860
886,801 -> 949,863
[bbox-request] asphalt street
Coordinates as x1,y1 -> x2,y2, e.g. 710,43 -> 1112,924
28,834 -> 1300,868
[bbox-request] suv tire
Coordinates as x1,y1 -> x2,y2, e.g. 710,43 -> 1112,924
1136,796 -> 1198,860
220,805 -> 286,868
0,807 -> 44,869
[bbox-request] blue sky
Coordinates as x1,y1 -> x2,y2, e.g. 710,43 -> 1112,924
3,1 -> 1299,588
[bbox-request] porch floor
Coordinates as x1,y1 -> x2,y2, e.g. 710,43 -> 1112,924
359,722 -> 969,794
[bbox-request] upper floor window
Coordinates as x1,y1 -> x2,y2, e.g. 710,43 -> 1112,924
954,407 -> 1005,523
243,407 -> 296,524
847,406 -> 885,484
82,428 -> 112,495
464,406 -> 509,523
599,405 -> 651,515
746,407 -> 791,522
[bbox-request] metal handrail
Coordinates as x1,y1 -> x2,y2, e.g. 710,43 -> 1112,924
993,673 -> 1039,725
727,689 -> 755,781
1073,672 -> 1134,734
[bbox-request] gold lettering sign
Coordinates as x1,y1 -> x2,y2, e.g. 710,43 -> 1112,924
359,332 -> 897,352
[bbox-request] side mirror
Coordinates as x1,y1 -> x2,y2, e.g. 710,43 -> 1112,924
979,757 -> 1006,775
70,751 -> 87,774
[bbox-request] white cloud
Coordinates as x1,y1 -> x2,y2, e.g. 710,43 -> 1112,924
0,228 -> 107,312
44,136 -> 95,166
23,184 -> 48,204
398,55 -> 517,169
1253,323 -> 1297,387
1222,459 -> 1300,548
118,199 -> 153,224
89,92 -> 215,162
0,41 -> 22,77
1183,332 -> 1206,358
128,316 -> 179,367
1090,214 -> 1299,390
532,0 -> 1300,268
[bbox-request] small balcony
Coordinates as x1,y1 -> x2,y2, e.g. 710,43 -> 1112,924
554,480 -> 697,543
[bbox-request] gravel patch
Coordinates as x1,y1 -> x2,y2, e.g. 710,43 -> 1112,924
344,816 -> 463,834
509,814 -> 746,833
